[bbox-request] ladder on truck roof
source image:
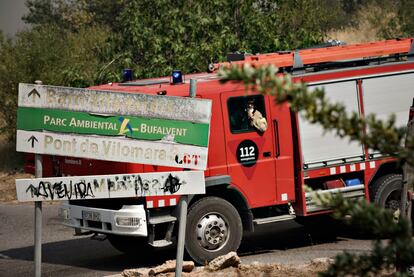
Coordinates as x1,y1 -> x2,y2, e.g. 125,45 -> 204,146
209,38 -> 414,72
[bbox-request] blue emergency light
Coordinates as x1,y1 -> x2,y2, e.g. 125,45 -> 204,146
171,70 -> 183,84
122,69 -> 133,82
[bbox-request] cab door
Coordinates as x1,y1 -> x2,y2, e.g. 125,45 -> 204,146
221,92 -> 277,208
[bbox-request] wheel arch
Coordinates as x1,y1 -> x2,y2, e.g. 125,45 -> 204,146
368,161 -> 403,191
189,175 -> 254,232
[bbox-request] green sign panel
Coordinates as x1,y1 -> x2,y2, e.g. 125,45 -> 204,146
17,107 -> 209,147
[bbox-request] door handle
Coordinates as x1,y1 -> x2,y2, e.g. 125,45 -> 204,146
274,120 -> 280,157
263,151 -> 271,157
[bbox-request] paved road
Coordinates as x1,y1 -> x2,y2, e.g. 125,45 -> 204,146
0,202 -> 373,276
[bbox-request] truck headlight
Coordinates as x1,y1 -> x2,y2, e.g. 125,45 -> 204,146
115,216 -> 141,227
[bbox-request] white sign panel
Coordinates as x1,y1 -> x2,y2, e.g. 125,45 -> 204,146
17,130 -> 207,170
18,83 -> 212,123
16,171 -> 205,202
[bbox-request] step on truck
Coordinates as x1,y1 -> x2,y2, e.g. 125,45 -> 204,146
25,38 -> 414,264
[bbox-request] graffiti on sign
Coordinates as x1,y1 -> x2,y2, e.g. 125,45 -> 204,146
16,171 -> 205,202
25,180 -> 95,200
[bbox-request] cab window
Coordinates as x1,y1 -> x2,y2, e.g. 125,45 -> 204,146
227,95 -> 266,133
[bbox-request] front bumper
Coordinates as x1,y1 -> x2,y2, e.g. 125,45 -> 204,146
59,202 -> 148,237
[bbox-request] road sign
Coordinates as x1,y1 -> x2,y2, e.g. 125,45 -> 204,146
17,107 -> 209,147
16,171 -> 205,202
16,81 -> 210,277
17,130 -> 208,170
18,83 -> 212,123
16,83 -> 212,170
28,136 -> 38,148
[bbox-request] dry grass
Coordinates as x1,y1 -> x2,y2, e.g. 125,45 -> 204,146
328,23 -> 380,44
0,171 -> 33,202
0,135 -> 24,173
327,4 -> 398,44
0,134 -> 30,202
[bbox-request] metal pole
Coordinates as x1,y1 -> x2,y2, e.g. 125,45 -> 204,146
189,79 -> 197,98
175,79 -> 197,276
34,154 -> 42,277
34,80 -> 43,277
175,195 -> 188,277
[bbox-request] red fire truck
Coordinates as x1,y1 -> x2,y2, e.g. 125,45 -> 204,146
27,38 -> 414,264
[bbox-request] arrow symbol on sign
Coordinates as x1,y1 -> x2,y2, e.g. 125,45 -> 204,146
27,136 -> 38,148
28,88 -> 40,102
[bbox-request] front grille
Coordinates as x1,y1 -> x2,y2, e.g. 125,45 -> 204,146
105,223 -> 112,231
87,220 -> 102,229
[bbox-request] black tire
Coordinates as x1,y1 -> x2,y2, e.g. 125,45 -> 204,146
370,174 -> 403,213
107,234 -> 152,254
185,196 -> 243,265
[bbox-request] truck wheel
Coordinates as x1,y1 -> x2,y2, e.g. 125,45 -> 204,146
370,174 -> 403,214
185,196 -> 243,265
107,234 -> 151,254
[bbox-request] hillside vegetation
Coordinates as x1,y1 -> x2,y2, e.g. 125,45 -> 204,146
1,0 -> 413,147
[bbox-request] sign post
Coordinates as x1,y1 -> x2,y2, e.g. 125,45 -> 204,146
33,80 -> 43,277
175,195 -> 188,277
175,79 -> 197,277
34,154 -> 42,277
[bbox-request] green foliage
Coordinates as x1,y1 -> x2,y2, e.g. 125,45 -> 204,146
23,0 -> 125,31
23,0 -> 67,27
111,0 -> 341,78
271,0 -> 344,49
0,24 -> 111,140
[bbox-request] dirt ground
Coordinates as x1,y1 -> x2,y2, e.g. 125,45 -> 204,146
147,261 -> 330,277
0,134 -> 32,202
183,262 -> 328,277
194,262 -> 329,277
0,170 -> 33,202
